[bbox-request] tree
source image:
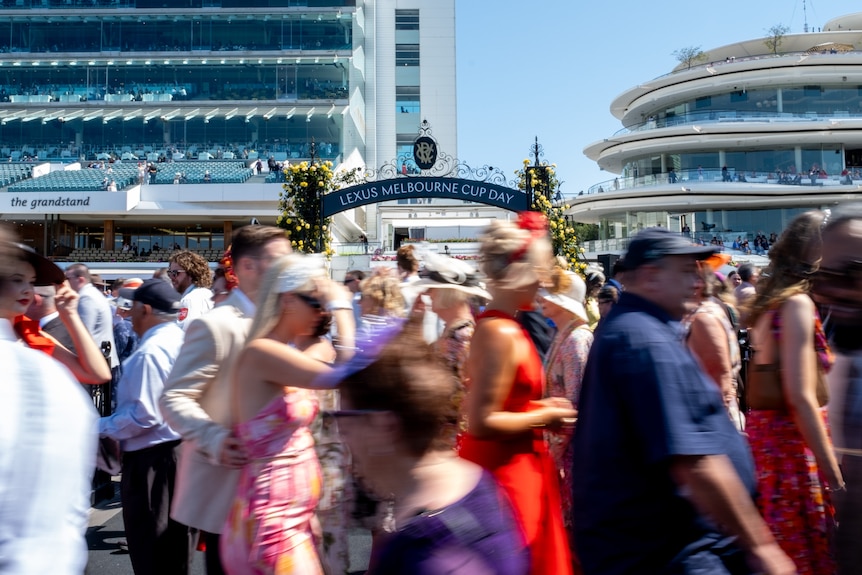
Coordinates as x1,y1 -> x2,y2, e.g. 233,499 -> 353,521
764,24 -> 789,55
277,161 -> 361,256
515,159 -> 587,274
672,46 -> 707,70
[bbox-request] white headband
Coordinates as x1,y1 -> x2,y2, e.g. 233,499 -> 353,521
276,254 -> 326,293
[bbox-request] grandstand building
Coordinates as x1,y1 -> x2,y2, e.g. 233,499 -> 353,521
0,0 -> 490,266
575,12 -> 862,255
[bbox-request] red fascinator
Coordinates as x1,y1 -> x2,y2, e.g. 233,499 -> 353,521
509,211 -> 548,263
220,247 -> 240,290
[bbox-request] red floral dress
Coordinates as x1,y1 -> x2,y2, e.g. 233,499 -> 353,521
746,308 -> 836,575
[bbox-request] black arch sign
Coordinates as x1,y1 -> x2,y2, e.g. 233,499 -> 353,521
322,177 -> 528,218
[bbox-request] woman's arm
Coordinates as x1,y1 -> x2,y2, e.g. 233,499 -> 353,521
53,282 -> 112,384
465,318 -> 575,439
780,295 -> 844,489
688,313 -> 734,404
240,337 -> 339,390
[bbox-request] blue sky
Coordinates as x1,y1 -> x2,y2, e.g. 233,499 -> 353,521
455,0 -> 861,200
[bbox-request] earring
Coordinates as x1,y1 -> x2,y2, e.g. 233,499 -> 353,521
381,498 -> 396,533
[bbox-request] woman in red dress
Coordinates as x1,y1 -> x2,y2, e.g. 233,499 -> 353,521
459,213 -> 577,575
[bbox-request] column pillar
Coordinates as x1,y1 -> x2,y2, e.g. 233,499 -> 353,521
776,88 -> 783,113
223,221 -> 233,245
795,146 -> 803,173
103,220 -> 114,251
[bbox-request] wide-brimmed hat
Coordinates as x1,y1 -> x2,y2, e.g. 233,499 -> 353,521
539,271 -> 587,322
405,252 -> 491,300
9,243 -> 65,286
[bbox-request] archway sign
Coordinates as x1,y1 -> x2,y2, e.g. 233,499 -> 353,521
322,121 -> 528,218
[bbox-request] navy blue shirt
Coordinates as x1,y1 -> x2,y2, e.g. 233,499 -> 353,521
572,293 -> 756,575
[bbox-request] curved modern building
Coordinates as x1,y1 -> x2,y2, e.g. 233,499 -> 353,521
576,13 -> 862,254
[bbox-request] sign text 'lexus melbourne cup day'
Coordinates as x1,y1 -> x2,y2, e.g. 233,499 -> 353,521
322,177 -> 528,218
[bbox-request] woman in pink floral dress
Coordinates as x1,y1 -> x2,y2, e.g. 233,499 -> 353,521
538,269 -> 592,554
220,254 -> 355,575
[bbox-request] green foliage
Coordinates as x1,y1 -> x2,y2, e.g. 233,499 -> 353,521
764,24 -> 789,54
672,46 -> 708,69
515,159 -> 587,275
277,161 -> 362,255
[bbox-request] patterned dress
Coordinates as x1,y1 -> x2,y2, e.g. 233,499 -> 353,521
311,389 -> 351,575
221,389 -> 323,575
544,320 -> 593,546
747,308 -> 836,575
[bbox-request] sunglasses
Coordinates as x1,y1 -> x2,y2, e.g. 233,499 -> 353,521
323,409 -> 387,418
167,269 -> 185,278
295,292 -> 322,310
343,278 -> 357,285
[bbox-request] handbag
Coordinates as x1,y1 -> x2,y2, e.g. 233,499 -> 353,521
746,309 -> 829,410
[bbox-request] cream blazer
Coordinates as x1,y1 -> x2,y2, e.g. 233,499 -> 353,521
159,291 -> 253,533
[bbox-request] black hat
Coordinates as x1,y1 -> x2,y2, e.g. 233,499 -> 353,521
12,243 -> 65,286
623,228 -> 718,271
119,278 -> 181,314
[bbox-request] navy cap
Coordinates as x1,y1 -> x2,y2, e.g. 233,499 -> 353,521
623,228 -> 718,271
119,278 -> 181,314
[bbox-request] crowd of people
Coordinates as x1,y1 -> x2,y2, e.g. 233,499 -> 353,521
4,205 -> 862,575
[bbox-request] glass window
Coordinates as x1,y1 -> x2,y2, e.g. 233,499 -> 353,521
395,10 -> 420,30
396,44 -> 420,67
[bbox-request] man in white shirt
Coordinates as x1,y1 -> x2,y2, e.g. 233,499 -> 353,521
167,250 -> 214,330
0,235 -> 98,575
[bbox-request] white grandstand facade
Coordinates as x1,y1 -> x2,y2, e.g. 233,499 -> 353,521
0,0 -> 498,269
574,12 -> 862,256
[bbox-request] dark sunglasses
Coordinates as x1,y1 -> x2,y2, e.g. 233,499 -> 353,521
295,292 -> 322,310
323,409 -> 387,418
167,269 -> 185,278
343,277 -> 357,285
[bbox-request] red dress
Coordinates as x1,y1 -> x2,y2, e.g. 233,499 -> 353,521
458,310 -> 574,575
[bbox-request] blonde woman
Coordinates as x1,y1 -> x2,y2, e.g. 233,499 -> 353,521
745,210 -> 843,574
459,213 -> 576,575
537,268 -> 592,554
220,254 -> 354,575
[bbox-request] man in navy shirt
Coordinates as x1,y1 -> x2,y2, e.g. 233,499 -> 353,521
572,227 -> 794,575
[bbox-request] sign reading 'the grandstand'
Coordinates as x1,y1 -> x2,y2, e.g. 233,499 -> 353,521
10,195 -> 91,210
4,190 -> 137,214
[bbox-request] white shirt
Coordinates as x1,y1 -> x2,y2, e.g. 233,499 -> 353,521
38,311 -> 60,330
177,284 -> 214,331
0,339 -> 98,575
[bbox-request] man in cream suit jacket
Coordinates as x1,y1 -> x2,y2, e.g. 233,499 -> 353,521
160,225 -> 290,574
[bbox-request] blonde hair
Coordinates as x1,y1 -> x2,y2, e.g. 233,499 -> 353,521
248,254 -> 315,341
360,269 -> 405,317
745,210 -> 824,327
479,220 -> 551,287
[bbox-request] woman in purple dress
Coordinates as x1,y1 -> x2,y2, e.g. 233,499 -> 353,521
327,316 -> 529,575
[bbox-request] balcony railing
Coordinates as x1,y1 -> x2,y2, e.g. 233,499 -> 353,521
615,109 -> 862,136
580,167 -> 862,197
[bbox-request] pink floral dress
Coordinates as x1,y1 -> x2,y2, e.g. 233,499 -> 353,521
220,389 -> 323,575
544,321 -> 593,545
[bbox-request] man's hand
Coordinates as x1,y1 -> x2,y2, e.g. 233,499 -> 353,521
218,432 -> 249,468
